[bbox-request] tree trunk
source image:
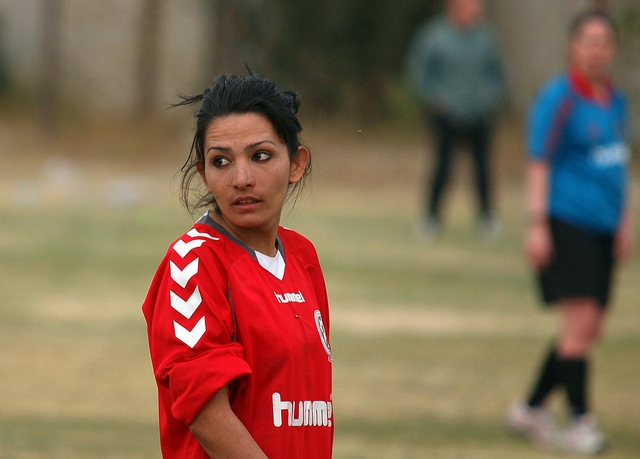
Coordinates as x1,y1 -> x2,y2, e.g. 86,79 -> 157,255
211,0 -> 240,75
40,0 -> 63,138
136,0 -> 162,117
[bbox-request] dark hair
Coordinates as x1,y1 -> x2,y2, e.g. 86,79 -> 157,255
569,10 -> 619,43
176,74 -> 311,213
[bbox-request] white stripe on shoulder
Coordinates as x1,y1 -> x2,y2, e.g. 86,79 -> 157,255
188,228 -> 220,240
174,317 -> 206,348
170,286 -> 202,319
173,239 -> 206,258
170,259 -> 199,288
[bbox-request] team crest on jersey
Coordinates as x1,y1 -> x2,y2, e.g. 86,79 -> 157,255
314,310 -> 332,362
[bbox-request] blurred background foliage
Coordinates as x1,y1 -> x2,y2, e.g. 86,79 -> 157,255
0,0 -> 639,140
260,0 -> 439,119
195,0 -> 440,121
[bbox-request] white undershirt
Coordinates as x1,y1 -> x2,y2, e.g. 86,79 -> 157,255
255,249 -> 286,280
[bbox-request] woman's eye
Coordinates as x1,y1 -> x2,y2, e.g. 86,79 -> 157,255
254,151 -> 271,162
212,157 -> 230,168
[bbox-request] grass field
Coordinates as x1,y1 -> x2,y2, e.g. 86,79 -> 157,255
0,119 -> 638,458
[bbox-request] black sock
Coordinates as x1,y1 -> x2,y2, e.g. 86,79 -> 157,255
558,357 -> 588,417
527,345 -> 559,407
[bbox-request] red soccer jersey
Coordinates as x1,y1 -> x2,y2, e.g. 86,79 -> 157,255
142,215 -> 334,458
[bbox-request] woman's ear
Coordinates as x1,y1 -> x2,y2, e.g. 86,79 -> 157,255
289,146 -> 309,184
197,161 -> 207,185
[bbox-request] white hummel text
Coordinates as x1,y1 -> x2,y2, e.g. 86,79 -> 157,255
274,290 -> 306,304
592,142 -> 630,167
272,392 -> 333,427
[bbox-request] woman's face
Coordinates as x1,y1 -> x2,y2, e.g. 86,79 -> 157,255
199,112 -> 308,241
449,0 -> 485,28
570,19 -> 617,81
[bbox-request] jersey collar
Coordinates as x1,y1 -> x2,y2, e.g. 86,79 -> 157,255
569,67 -> 613,105
196,212 -> 285,262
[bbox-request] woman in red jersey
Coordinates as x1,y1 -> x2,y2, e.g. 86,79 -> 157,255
143,75 -> 333,459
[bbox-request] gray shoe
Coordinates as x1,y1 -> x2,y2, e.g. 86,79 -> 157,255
507,401 -> 561,449
560,414 -> 608,455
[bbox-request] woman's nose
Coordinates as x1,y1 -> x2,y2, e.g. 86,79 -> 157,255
232,160 -> 255,188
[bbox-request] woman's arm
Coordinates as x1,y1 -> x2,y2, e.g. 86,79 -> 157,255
525,160 -> 554,269
190,385 -> 268,459
615,201 -> 635,262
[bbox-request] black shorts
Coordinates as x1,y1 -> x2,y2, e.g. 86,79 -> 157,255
538,218 -> 615,308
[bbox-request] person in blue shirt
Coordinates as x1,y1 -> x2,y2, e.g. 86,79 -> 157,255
507,11 -> 634,455
406,0 -> 506,238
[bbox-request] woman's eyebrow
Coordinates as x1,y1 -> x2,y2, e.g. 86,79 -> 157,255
207,145 -> 230,153
206,140 -> 277,154
245,140 -> 276,152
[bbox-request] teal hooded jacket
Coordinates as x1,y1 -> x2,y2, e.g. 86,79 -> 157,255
406,15 -> 507,126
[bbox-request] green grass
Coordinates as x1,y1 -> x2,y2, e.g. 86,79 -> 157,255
0,416 -> 158,459
0,124 -> 639,457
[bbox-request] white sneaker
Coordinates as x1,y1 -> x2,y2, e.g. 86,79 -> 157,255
560,414 -> 608,455
507,402 -> 560,449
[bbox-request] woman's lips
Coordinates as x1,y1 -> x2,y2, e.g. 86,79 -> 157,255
233,196 -> 261,210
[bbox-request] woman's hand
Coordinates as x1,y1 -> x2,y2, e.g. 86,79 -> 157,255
525,220 -> 554,270
524,161 -> 551,270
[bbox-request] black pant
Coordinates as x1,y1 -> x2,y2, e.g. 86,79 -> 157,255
426,115 -> 493,219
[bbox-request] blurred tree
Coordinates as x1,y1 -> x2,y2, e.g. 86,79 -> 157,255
210,0 -> 239,74
0,18 -> 9,93
263,0 -> 439,119
204,0 -> 268,79
200,0 -> 439,119
40,0 -> 63,137
136,0 -> 162,117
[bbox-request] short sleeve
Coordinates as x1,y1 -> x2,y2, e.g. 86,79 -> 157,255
527,76 -> 572,161
143,235 -> 252,426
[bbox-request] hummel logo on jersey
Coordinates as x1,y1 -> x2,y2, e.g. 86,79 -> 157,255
272,392 -> 333,428
274,290 -> 305,304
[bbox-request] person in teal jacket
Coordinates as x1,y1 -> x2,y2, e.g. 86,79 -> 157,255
406,0 -> 506,238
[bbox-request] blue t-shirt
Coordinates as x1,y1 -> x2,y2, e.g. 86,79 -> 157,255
527,72 -> 630,234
